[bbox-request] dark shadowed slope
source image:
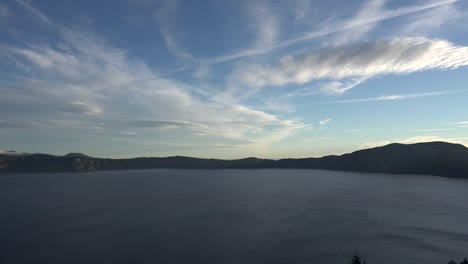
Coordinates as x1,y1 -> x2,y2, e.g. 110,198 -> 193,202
1,142 -> 467,178
322,142 -> 468,177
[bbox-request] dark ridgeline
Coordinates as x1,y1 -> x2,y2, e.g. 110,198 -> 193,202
1,141 -> 467,178
348,256 -> 468,264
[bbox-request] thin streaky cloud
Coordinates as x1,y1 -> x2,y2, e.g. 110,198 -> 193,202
231,38 -> 468,94
291,0 -> 312,22
319,118 -> 331,126
250,1 -> 279,49
14,0 -> 51,24
412,128 -> 455,132
400,1 -> 461,36
209,0 -> 459,64
331,0 -> 387,45
155,0 -> 195,63
278,0 -> 460,48
444,121 -> 468,125
60,102 -> 103,115
126,119 -> 196,128
307,91 -> 460,105
319,78 -> 368,95
376,95 -> 403,101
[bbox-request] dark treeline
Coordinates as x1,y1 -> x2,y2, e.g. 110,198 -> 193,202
348,255 -> 468,264
448,258 -> 468,264
1,141 -> 468,178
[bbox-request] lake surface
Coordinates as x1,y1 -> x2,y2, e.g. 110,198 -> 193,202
1,169 -> 467,264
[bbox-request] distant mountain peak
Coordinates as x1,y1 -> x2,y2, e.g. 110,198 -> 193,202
0,150 -> 26,156
63,153 -> 92,158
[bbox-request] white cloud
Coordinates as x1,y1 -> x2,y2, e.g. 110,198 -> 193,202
126,119 -> 195,130
278,0 -> 460,48
1,25 -> 308,148
445,121 -> 468,128
319,78 -> 367,95
305,137 -> 332,142
376,95 -> 403,101
412,128 -> 455,132
209,0 -> 459,64
232,38 -> 468,93
331,0 -> 387,45
314,90 -> 459,104
319,118 -> 331,127
250,1 -> 279,49
400,1 -> 461,36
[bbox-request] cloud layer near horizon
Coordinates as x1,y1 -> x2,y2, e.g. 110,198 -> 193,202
0,27 -> 307,150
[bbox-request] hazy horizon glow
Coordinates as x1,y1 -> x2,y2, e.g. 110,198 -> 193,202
1,0 -> 468,158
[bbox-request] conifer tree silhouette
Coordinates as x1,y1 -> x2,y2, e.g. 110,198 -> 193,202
348,255 -> 366,264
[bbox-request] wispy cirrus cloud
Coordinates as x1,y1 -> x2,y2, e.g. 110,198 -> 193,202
126,119 -> 196,129
290,0 -> 312,22
376,95 -> 403,101
60,102 -> 103,115
231,38 -> 468,94
0,119 -> 104,130
305,136 -> 332,142
412,128 -> 455,132
14,0 -> 51,24
209,0 -> 460,64
399,1 -> 461,36
208,0 -> 279,64
0,3 -> 308,151
331,0 -> 387,45
319,118 -> 331,127
319,78 -> 367,95
154,0 -> 195,64
444,121 -> 468,127
312,91 -> 461,104
249,0 -> 279,50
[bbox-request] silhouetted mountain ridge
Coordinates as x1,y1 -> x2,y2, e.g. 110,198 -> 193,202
63,153 -> 92,158
0,141 -> 467,178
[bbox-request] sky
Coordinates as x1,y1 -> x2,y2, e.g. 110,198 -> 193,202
1,0 -> 468,159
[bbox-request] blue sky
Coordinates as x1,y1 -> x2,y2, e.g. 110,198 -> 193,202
1,0 -> 468,158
